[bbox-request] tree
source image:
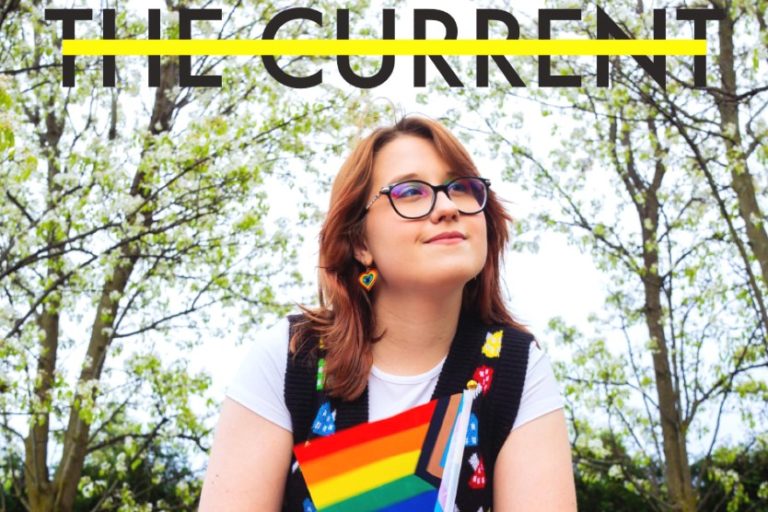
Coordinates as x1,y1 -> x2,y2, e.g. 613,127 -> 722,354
3,435 -> 205,510
435,1 -> 768,510
1,0 -> 384,509
695,440 -> 768,511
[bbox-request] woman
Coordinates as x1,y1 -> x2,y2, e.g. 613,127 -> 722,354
200,116 -> 576,511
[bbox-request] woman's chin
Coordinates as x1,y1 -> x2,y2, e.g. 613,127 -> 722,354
387,273 -> 479,295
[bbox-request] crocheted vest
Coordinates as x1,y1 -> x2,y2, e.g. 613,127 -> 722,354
282,311 -> 533,512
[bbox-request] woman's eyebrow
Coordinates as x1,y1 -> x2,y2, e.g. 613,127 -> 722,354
389,172 -> 420,183
388,170 -> 460,184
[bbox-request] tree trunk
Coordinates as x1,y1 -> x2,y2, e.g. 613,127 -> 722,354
640,150 -> 697,512
715,3 -> 768,290
642,243 -> 696,510
52,249 -> 140,511
611,116 -> 697,510
24,310 -> 58,511
47,59 -> 178,512
23,105 -> 64,512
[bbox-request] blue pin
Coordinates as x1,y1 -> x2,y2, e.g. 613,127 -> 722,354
311,401 -> 336,436
465,413 -> 479,447
303,498 -> 317,512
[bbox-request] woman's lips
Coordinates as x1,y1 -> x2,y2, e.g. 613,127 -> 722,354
426,232 -> 466,244
428,237 -> 465,245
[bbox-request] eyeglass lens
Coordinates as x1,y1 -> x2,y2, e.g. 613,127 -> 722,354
388,177 -> 487,218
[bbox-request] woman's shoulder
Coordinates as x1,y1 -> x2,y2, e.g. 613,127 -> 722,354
494,322 -> 545,364
477,319 -> 552,398
284,311 -> 327,360
495,320 -> 535,338
231,313 -> 317,380
255,315 -> 292,349
478,318 -> 537,351
224,315 -> 296,432
232,316 -> 293,377
246,312 -> 314,348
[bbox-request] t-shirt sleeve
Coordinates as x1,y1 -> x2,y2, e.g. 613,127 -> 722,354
225,316 -> 292,432
511,341 -> 565,430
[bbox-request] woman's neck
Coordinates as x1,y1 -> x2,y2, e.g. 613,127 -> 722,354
370,288 -> 463,376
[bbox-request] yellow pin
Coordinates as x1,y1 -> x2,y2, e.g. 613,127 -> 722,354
481,329 -> 503,359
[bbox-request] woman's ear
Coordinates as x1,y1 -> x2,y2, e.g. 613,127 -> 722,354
353,239 -> 373,268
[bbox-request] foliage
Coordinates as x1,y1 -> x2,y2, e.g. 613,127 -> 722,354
2,438 -> 204,511
432,0 -> 768,510
572,432 -> 768,511
0,0 -> 390,509
695,440 -> 768,512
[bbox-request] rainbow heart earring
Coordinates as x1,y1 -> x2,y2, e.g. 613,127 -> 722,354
358,268 -> 378,292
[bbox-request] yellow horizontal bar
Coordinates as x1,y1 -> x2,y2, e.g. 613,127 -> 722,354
62,39 -> 706,56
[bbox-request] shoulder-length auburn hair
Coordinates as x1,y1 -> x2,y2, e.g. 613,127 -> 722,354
291,116 -> 528,401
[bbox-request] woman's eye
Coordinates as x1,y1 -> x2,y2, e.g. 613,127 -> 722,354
393,184 -> 427,199
449,181 -> 470,194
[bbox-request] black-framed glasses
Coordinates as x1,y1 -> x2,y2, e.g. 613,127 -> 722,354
365,176 -> 491,220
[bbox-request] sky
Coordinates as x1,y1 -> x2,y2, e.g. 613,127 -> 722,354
189,0 -> 608,408
24,0 -> 757,471
175,0 -> 759,460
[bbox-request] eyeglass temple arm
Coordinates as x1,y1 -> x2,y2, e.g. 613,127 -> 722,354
365,186 -> 390,210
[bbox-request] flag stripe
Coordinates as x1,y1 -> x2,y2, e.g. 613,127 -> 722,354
310,450 -> 421,508
440,397 -> 465,468
377,489 -> 440,512
321,475 -> 434,512
426,394 -> 462,478
301,424 -> 429,483
295,400 -> 436,462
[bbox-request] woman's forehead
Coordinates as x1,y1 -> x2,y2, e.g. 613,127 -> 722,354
372,135 -> 455,184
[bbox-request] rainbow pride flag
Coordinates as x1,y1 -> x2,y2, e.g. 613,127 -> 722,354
293,391 -> 476,512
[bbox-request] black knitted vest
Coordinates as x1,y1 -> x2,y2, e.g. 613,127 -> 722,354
281,311 -> 533,512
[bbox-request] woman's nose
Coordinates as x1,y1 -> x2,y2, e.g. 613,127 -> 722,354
430,189 -> 460,222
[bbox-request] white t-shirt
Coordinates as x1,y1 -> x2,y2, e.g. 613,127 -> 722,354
226,316 -> 564,432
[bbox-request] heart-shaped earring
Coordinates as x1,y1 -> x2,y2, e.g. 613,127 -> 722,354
358,268 -> 378,292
